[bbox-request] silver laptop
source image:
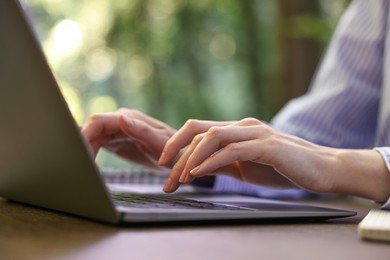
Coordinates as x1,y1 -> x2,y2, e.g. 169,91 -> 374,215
0,0 -> 355,225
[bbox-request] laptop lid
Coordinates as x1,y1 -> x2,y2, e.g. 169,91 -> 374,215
0,0 -> 119,224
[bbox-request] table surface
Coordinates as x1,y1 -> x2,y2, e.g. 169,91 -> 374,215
0,196 -> 389,260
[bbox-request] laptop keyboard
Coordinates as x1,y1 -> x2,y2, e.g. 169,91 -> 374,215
111,193 -> 247,211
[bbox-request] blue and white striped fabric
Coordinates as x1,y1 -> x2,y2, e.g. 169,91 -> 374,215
212,0 -> 390,208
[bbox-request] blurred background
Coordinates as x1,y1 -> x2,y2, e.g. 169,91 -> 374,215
25,0 -> 350,168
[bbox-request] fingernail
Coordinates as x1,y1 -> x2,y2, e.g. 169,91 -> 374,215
123,116 -> 134,127
179,173 -> 187,183
158,152 -> 167,165
163,178 -> 173,192
190,166 -> 201,176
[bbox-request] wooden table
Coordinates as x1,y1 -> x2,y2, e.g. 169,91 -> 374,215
0,196 -> 389,260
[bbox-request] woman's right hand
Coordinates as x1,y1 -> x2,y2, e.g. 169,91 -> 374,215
81,108 -> 176,172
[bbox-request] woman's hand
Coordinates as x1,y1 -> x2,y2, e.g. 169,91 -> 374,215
159,118 -> 301,191
81,108 -> 176,171
160,118 -> 390,203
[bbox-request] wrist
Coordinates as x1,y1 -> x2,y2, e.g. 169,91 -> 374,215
333,149 -> 390,202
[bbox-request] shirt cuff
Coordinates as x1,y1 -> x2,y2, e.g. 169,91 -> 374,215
373,147 -> 390,209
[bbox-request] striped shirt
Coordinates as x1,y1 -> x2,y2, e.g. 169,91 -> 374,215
212,0 -> 390,208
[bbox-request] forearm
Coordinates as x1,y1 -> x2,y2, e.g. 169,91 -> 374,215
332,149 -> 390,203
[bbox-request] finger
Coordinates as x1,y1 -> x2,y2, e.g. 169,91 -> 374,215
173,120 -> 268,183
177,133 -> 207,184
158,120 -> 234,166
121,109 -> 173,130
180,125 -> 265,183
81,113 -> 124,142
82,113 -> 133,155
189,140 -> 266,178
119,115 -> 169,159
119,115 -> 159,142
232,117 -> 264,127
89,135 -> 109,156
82,109 -> 172,143
104,139 -> 162,170
163,136 -> 204,193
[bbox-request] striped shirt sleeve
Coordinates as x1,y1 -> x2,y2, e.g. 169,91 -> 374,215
212,0 -> 390,202
271,0 -> 385,148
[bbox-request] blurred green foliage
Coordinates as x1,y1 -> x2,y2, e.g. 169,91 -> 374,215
25,0 -> 348,168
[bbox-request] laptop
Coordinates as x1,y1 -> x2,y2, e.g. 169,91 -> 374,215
0,0 -> 356,225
